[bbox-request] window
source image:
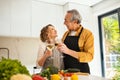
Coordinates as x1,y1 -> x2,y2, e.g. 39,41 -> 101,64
98,8 -> 120,79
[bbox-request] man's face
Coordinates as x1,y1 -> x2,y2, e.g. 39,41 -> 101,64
64,13 -> 74,31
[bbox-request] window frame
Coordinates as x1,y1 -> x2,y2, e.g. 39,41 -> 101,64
98,7 -> 120,77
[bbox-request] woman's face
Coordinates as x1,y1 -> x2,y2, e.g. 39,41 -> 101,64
47,26 -> 57,39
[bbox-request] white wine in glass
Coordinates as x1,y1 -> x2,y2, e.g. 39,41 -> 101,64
46,44 -> 54,51
45,39 -> 54,51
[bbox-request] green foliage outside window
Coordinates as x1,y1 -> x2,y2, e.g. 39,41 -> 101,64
102,15 -> 120,54
112,58 -> 120,80
102,14 -> 120,80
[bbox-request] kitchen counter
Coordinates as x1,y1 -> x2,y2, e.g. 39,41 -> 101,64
78,75 -> 111,80
64,75 -> 111,80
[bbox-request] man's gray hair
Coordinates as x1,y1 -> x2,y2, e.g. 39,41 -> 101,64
67,9 -> 82,24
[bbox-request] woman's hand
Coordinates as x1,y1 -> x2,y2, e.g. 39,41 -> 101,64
38,49 -> 52,66
44,49 -> 52,57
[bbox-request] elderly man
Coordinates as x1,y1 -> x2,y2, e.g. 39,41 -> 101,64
58,9 -> 94,74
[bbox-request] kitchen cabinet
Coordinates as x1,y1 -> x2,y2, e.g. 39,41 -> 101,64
31,1 -> 64,38
10,0 -> 31,37
0,0 -> 31,37
0,0 -> 11,36
0,0 -> 64,38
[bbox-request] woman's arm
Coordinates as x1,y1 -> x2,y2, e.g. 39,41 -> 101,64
38,50 -> 52,66
36,43 -> 52,67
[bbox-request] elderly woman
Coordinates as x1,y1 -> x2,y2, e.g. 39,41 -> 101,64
36,24 -> 63,71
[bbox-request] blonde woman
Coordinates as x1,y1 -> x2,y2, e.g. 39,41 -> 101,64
36,24 -> 63,71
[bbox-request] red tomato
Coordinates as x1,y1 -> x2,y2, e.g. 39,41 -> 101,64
59,70 -> 64,76
32,74 -> 44,80
63,73 -> 73,77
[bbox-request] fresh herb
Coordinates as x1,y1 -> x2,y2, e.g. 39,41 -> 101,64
39,65 -> 59,80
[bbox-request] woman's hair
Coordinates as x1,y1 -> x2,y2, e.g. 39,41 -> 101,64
67,9 -> 82,24
40,24 -> 54,42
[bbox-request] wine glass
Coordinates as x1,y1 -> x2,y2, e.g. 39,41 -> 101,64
45,39 -> 55,51
54,38 -> 64,70
45,39 -> 55,60
55,38 -> 62,46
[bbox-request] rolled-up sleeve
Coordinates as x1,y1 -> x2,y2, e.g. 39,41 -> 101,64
78,29 -> 94,62
62,28 -> 94,63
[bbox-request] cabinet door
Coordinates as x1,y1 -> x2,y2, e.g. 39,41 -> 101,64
31,1 -> 65,38
10,0 -> 31,37
0,0 -> 11,36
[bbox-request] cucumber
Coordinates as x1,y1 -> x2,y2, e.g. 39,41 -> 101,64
66,68 -> 80,72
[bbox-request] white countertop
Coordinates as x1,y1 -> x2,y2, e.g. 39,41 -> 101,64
65,75 -> 111,80
78,75 -> 111,80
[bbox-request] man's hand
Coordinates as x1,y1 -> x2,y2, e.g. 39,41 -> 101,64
57,43 -> 70,54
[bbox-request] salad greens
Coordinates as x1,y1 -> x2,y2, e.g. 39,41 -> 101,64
0,57 -> 30,80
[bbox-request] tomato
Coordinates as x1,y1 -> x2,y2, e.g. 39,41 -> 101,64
63,73 -> 73,77
32,74 -> 44,80
58,70 -> 64,76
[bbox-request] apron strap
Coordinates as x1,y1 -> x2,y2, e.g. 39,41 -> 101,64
78,27 -> 84,52
78,27 -> 83,37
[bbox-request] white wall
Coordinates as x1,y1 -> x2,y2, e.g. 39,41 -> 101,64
92,0 -> 120,16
